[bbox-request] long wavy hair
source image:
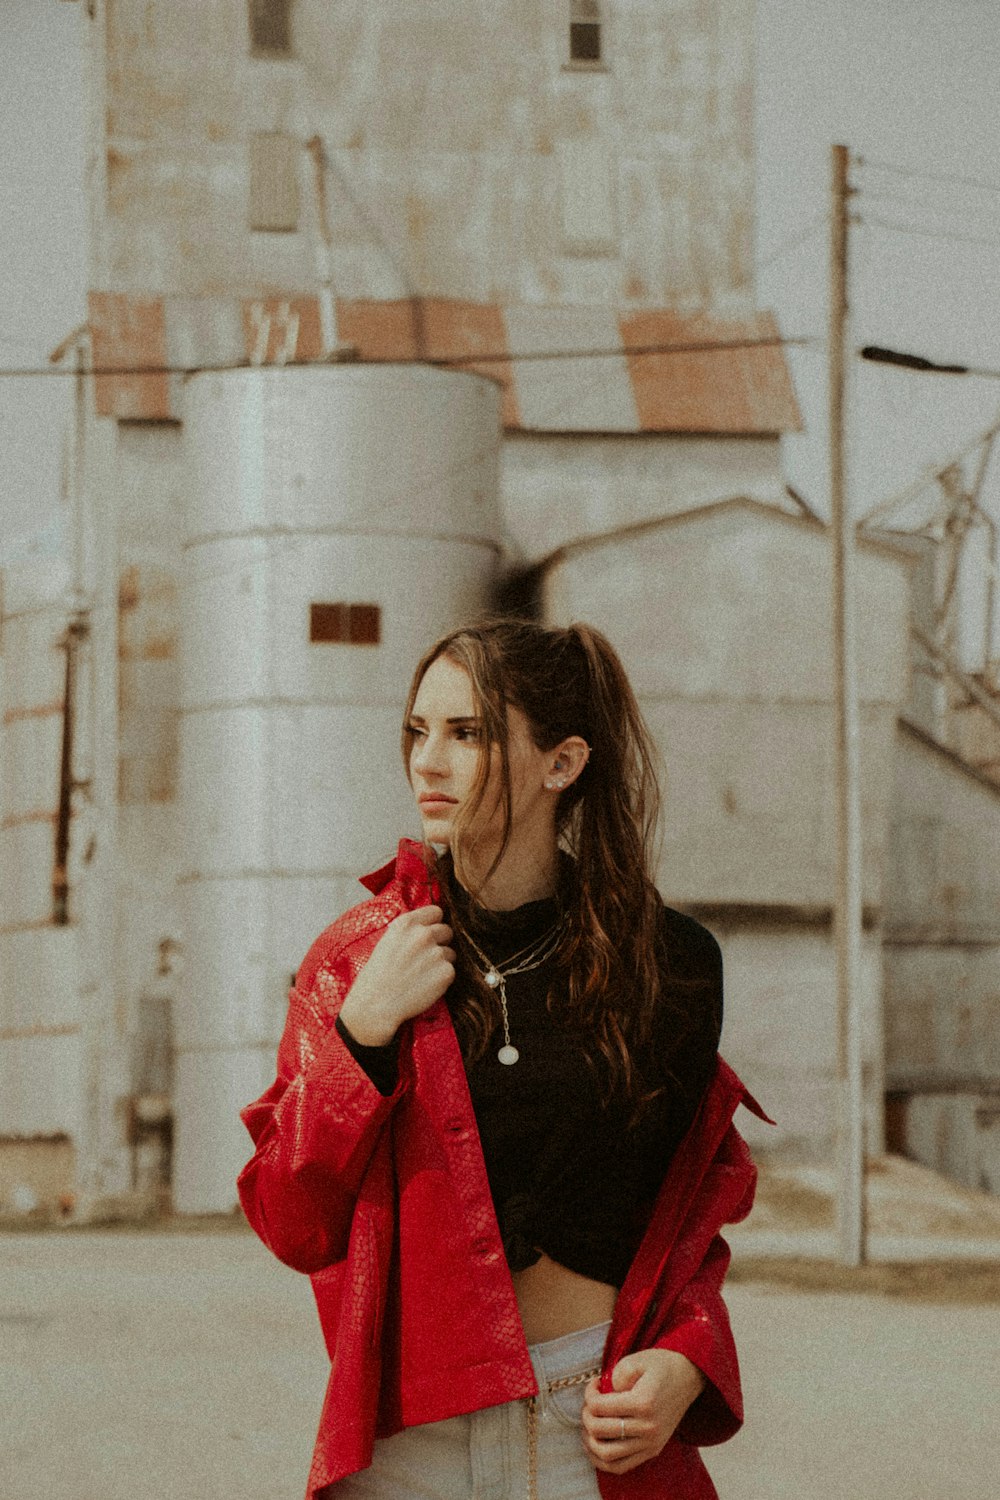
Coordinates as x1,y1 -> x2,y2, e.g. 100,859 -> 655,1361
401,618 -> 672,1104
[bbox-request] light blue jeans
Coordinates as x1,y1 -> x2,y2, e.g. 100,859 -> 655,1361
333,1320 -> 611,1499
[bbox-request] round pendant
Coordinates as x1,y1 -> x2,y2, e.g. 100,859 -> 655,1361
484,969 -> 501,988
497,1044 -> 520,1066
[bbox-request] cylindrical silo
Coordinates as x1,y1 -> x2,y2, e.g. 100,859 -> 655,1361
176,363 -> 501,1212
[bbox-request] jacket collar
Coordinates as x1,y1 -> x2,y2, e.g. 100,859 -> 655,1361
359,838 -> 440,906
715,1054 -> 772,1125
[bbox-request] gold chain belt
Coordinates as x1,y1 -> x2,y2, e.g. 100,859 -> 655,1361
525,1365 -> 601,1500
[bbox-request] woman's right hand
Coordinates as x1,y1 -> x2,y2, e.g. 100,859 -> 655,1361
337,906 -> 456,1046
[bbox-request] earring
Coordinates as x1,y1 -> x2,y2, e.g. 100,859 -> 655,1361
544,778 -> 556,790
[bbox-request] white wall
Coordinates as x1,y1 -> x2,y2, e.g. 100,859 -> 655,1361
542,502 -> 912,1159
884,722 -> 1000,1191
885,722 -> 1000,1088
714,920 -> 885,1163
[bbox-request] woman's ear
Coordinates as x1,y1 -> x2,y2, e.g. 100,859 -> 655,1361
543,736 -> 590,791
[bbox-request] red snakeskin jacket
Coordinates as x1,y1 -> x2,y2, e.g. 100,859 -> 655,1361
238,839 -> 770,1500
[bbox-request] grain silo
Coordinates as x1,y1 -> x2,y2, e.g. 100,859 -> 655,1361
174,363 -> 502,1210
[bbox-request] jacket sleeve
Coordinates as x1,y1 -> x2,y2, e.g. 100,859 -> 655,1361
653,1231 -> 742,1445
236,931 -> 405,1275
644,1115 -> 760,1448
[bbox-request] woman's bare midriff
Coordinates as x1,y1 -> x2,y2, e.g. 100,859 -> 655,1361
512,1251 -> 618,1345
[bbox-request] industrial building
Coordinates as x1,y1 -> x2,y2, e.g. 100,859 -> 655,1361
1,0 -> 998,1223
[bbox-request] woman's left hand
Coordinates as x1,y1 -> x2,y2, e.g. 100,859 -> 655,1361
580,1348 -> 707,1474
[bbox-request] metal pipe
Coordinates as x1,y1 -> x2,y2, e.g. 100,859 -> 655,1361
982,505 -> 998,681
829,143 -> 866,1266
859,411 -> 1000,531
52,336 -> 93,922
53,614 -> 87,924
305,134 -> 353,362
911,625 -> 1000,731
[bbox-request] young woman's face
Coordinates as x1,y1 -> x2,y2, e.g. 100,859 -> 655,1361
407,654 -> 555,859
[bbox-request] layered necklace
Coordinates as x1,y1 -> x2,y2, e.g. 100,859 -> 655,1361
457,916 -> 566,1065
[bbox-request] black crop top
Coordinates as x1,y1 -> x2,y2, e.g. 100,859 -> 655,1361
336,878 -> 722,1289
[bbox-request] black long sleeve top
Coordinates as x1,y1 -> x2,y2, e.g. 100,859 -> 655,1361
337,880 -> 723,1289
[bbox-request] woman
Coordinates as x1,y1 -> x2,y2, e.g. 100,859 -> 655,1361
238,619 -> 768,1500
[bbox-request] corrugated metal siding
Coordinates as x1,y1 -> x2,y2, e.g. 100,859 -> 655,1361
90,293 -> 171,420
621,308 -> 802,435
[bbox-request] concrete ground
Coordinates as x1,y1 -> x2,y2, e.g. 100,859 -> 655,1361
1,1226 -> 998,1500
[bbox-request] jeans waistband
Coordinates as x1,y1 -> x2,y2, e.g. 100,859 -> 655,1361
527,1319 -> 611,1391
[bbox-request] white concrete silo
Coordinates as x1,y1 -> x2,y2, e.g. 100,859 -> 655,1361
176,363 -> 501,1211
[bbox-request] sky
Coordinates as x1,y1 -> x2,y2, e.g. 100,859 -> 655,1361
757,0 -> 1000,548
0,1 -> 87,562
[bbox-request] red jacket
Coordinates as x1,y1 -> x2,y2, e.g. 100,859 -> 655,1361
238,839 -> 769,1500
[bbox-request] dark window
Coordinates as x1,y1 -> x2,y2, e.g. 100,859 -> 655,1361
310,603 -> 382,645
569,1 -> 602,63
570,23 -> 601,61
249,0 -> 292,56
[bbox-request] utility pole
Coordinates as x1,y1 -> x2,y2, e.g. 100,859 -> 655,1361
829,143 -> 866,1265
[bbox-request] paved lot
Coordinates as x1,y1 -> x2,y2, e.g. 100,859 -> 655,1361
2,1228 -> 998,1500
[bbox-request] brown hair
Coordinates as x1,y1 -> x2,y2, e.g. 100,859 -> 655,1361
401,618 -> 671,1103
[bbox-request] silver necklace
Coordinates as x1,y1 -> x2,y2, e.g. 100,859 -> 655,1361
459,918 -> 566,1065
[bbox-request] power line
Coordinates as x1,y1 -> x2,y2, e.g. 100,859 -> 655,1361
858,156 -> 1000,200
855,157 -> 1000,243
443,334 -> 816,365
855,185 -> 1000,235
855,213 -> 1000,252
754,212 -> 828,274
0,334 -> 818,382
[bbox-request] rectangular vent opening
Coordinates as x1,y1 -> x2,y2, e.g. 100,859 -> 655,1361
310,603 -> 382,645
